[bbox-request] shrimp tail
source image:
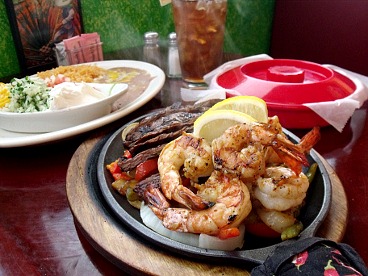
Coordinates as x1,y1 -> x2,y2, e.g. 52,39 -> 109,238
149,205 -> 165,221
272,146 -> 307,175
144,185 -> 170,210
175,185 -> 211,210
145,183 -> 210,211
272,127 -> 320,175
298,126 -> 321,153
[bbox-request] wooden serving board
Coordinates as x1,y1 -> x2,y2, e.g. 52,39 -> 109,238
66,133 -> 348,275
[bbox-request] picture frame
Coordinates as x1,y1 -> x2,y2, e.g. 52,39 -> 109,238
5,0 -> 83,76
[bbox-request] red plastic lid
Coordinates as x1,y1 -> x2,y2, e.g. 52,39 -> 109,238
216,59 -> 356,107
266,65 -> 305,83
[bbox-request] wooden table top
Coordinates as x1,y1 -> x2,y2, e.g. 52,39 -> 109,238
1,53 -> 368,274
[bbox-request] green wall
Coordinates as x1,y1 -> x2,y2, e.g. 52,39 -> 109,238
0,0 -> 274,80
225,1 -> 275,55
0,0 -> 20,79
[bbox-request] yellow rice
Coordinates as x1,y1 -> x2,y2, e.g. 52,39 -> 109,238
0,83 -> 10,108
37,65 -> 108,82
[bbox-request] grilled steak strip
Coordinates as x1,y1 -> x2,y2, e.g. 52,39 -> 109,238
123,103 -> 186,145
127,125 -> 194,155
126,118 -> 197,154
118,144 -> 165,171
133,173 -> 161,199
123,110 -> 200,147
123,100 -> 219,148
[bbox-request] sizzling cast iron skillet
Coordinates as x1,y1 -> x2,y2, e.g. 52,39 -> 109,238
96,114 -> 331,267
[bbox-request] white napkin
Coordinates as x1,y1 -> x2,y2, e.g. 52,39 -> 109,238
180,88 -> 226,103
304,65 -> 368,132
204,54 -> 368,132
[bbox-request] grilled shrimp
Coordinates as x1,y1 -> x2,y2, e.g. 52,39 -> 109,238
158,132 -> 214,210
150,170 -> 252,236
211,116 -> 319,180
253,166 -> 309,211
255,206 -> 297,233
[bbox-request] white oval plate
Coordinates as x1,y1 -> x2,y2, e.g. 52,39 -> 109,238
0,83 -> 128,133
0,60 -> 165,148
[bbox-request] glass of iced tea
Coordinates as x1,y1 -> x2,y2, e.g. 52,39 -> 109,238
172,0 -> 227,85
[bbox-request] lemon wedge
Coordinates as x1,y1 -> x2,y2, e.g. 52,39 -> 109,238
193,109 -> 256,142
208,96 -> 268,123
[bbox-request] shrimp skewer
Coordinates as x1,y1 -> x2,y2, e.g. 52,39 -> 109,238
158,132 -> 214,210
149,171 -> 252,236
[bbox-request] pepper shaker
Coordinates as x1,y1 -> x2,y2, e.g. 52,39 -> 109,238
167,32 -> 182,78
143,31 -> 162,68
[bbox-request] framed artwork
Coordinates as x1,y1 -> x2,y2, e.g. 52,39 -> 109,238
5,0 -> 83,76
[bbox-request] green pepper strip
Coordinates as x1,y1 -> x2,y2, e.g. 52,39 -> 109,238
306,163 -> 318,183
281,221 -> 303,241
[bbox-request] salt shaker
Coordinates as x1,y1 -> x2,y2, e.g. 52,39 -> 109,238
143,31 -> 161,68
167,32 -> 182,78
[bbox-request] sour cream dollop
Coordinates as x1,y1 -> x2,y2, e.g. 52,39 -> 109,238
49,82 -> 106,110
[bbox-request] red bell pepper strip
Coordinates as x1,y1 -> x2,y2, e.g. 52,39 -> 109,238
135,158 -> 159,181
106,161 -> 132,181
123,150 -> 132,159
218,228 -> 240,240
246,222 -> 280,238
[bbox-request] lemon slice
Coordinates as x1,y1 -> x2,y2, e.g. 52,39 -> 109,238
209,96 -> 268,123
193,109 -> 256,142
